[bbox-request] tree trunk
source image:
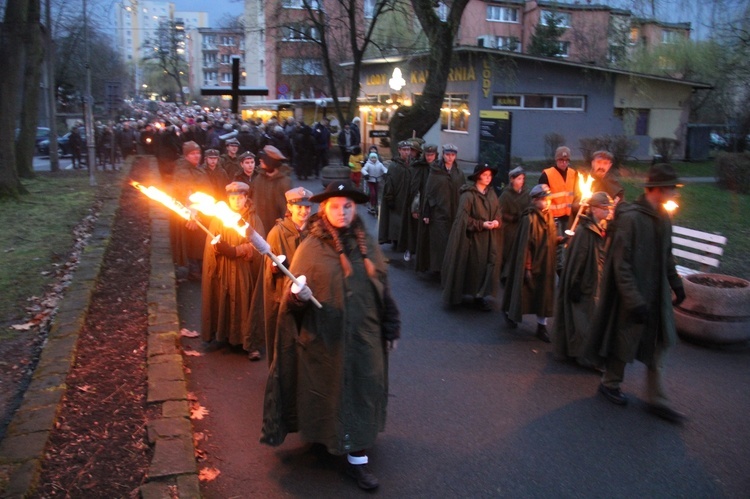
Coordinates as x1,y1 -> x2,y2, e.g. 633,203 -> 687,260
388,0 -> 470,154
17,0 -> 44,179
0,0 -> 31,198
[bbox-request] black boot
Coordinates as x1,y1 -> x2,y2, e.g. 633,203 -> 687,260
347,463 -> 379,490
536,323 -> 551,343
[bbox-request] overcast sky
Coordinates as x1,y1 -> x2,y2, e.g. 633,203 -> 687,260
175,0 -> 243,26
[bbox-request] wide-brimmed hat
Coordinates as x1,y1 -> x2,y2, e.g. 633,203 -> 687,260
285,187 -> 314,207
467,163 -> 497,181
644,163 -> 683,188
309,180 -> 369,204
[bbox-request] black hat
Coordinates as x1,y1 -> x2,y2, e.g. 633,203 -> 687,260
309,180 -> 369,204
644,163 -> 683,188
467,163 -> 497,181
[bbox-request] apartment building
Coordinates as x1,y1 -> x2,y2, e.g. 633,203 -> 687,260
459,0 -> 690,66
115,1 -> 208,93
189,28 -> 246,100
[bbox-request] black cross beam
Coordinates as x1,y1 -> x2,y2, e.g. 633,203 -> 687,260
201,57 -> 268,114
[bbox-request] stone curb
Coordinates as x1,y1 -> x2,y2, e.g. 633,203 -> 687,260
139,158 -> 200,498
0,160 -> 133,498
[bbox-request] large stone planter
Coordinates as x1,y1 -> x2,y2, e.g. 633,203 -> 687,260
674,273 -> 750,345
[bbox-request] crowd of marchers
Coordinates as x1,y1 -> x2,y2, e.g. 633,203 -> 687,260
116,101 -> 688,491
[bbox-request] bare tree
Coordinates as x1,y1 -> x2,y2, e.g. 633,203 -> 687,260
142,20 -> 190,104
387,0 -> 471,146
267,0 -> 405,125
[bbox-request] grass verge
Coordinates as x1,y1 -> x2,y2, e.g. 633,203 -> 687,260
0,172 -> 98,337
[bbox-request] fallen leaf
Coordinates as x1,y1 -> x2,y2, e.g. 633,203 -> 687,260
199,468 -> 221,482
180,328 -> 200,338
10,322 -> 35,331
76,385 -> 95,393
190,405 -> 209,420
184,350 -> 202,357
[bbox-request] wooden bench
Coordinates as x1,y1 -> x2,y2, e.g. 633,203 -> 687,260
671,225 -> 728,276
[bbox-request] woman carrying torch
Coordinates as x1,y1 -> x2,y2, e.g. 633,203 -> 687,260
261,180 -> 400,491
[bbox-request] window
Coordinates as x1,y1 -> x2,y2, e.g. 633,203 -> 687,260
281,58 -> 324,75
629,27 -> 639,45
435,1 -> 447,22
497,36 -> 521,52
281,24 -> 320,42
221,73 -> 232,83
203,35 -> 215,47
493,94 -> 585,111
203,53 -> 216,65
221,36 -> 235,46
440,94 -> 470,132
282,0 -> 321,10
540,10 -> 571,28
487,6 -> 518,23
557,41 -> 571,57
204,71 -> 218,85
364,0 -> 375,19
661,30 -> 680,44
220,54 -> 232,64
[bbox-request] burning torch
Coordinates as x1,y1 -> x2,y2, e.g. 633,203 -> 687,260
188,192 -> 323,309
565,174 -> 595,237
130,181 -> 213,238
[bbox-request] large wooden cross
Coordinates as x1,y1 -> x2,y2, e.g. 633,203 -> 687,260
201,57 -> 268,114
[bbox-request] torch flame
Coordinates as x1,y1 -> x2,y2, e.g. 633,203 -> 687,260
131,181 -> 191,220
663,200 -> 679,214
578,174 -> 595,204
188,192 -> 249,237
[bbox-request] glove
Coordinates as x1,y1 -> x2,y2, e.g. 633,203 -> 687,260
213,240 -> 237,258
272,254 -> 287,273
631,304 -> 649,324
673,286 -> 686,306
291,275 -> 313,302
569,283 -> 582,303
524,270 -> 533,286
387,339 -> 398,352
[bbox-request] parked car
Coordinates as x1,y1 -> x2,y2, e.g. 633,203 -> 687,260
710,132 -> 728,150
15,127 -> 51,149
37,129 -> 86,157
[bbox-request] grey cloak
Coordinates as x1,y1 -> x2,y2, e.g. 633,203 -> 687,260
378,157 -> 409,244
441,183 -> 502,306
415,160 -> 466,272
502,204 -> 557,323
583,196 -> 683,367
498,185 -> 530,279
552,215 -> 606,360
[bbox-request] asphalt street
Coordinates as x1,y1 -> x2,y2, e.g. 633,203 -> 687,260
177,176 -> 750,498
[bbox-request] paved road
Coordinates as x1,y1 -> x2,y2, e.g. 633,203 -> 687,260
176,176 -> 749,498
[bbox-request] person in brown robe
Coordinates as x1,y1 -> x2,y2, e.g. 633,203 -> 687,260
262,187 -> 312,365
171,140 -> 210,280
200,181 -> 266,359
254,145 -> 293,232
